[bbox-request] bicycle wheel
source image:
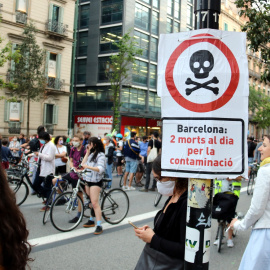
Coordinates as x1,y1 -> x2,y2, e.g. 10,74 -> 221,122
217,223 -> 223,253
43,189 -> 57,225
119,174 -> 124,187
154,193 -> 162,207
8,179 -> 29,206
247,172 -> 255,195
50,191 -> 84,232
101,188 -> 129,224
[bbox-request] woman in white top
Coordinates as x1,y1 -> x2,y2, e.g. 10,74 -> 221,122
230,135 -> 270,270
9,136 -> 21,160
81,137 -> 106,235
54,136 -> 67,175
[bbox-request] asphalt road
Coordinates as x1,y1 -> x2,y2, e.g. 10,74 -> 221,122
19,175 -> 253,270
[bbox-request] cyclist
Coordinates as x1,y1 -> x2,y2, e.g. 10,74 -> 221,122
81,137 -> 106,235
213,176 -> 242,247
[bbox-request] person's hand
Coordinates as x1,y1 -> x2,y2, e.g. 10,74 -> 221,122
230,218 -> 238,229
134,227 -> 155,243
138,225 -> 150,231
34,152 -> 39,156
86,144 -> 91,153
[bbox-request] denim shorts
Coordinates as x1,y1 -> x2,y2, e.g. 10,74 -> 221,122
248,157 -> 254,166
125,161 -> 138,173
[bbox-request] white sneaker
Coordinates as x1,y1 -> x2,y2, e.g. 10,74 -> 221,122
214,238 -> 224,246
127,186 -> 136,191
122,186 -> 128,190
227,239 -> 234,248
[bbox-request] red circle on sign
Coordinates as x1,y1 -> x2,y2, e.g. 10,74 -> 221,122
165,34 -> 240,113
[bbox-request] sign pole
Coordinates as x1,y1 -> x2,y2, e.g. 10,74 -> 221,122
184,1 -> 221,270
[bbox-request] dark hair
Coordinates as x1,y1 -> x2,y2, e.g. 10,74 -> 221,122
89,137 -> 105,161
152,155 -> 188,193
54,135 -> 65,145
20,133 -> 25,138
131,132 -> 136,138
39,131 -> 50,141
104,133 -> 108,136
153,131 -> 159,138
0,166 -> 33,269
2,139 -> 8,146
37,125 -> 45,136
83,131 -> 91,136
142,136 -> 148,141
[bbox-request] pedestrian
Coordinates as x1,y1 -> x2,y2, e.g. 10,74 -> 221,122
230,135 -> 270,270
104,136 -> 115,188
0,165 -> 33,270
247,136 -> 256,178
9,136 -> 21,162
54,136 -> 67,175
122,132 -> 140,191
82,131 -> 91,147
139,136 -> 148,165
254,135 -> 267,164
32,131 -> 56,211
1,139 -> 13,169
81,137 -> 106,235
134,155 -> 187,270
19,133 -> 26,145
140,131 -> 161,192
115,133 -> 124,176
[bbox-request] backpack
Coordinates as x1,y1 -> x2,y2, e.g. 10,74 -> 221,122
71,146 -> 85,163
29,138 -> 40,152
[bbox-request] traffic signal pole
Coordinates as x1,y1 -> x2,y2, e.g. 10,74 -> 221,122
184,1 -> 221,269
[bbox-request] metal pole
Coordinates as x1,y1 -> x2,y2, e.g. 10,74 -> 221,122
184,1 -> 221,269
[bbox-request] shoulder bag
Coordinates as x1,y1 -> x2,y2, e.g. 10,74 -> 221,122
57,147 -> 68,163
147,140 -> 158,163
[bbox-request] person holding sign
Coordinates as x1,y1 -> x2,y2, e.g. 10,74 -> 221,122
230,135 -> 270,269
134,155 -> 187,270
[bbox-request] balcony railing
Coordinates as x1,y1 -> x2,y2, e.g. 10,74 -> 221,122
16,11 -> 27,24
45,20 -> 68,36
47,77 -> 65,91
8,122 -> 21,134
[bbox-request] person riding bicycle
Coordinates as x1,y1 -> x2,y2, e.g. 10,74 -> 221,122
213,176 -> 242,248
81,137 -> 106,235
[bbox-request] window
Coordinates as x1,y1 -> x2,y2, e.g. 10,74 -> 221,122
224,23 -> 228,31
150,37 -> 158,61
135,3 -> 150,32
121,88 -> 146,111
167,18 -> 173,33
48,3 -> 64,32
149,92 -> 161,112
174,0 -> 180,19
174,21 -> 180,33
134,31 -> 149,59
153,0 -> 159,9
4,101 -> 24,123
149,64 -> 157,88
101,0 -> 123,24
15,0 -> 28,24
78,32 -> 88,56
132,60 -> 148,86
100,26 -> 122,53
187,5 -> 193,26
167,0 -> 173,16
152,11 -> 159,35
80,4 -> 90,29
45,52 -> 62,89
44,104 -> 58,125
77,59 -> 86,84
98,57 -> 111,82
141,0 -> 151,4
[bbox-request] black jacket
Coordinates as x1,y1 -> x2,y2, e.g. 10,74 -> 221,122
150,191 -> 188,259
105,143 -> 115,165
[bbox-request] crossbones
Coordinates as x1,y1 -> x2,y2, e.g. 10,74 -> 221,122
185,77 -> 219,96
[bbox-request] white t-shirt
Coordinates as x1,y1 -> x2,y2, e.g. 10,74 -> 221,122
116,140 -> 123,156
55,145 -> 67,167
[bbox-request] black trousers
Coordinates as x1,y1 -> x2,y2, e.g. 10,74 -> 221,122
145,162 -> 156,189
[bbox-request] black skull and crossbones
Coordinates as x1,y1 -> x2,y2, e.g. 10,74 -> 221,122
185,50 -> 219,96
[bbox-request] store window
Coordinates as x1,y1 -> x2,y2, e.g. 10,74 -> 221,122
132,60 -> 148,86
80,4 -> 90,29
101,0 -> 123,24
150,37 -> 158,62
135,3 -> 150,32
100,26 -> 122,53
152,11 -> 159,35
78,32 -> 88,56
149,64 -> 157,88
167,18 -> 173,33
77,59 -> 86,84
134,31 -> 149,59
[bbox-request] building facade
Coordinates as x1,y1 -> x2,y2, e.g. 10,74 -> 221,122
73,0 -> 195,137
0,0 -> 76,137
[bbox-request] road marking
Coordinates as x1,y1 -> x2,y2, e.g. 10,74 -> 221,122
29,210 -> 158,247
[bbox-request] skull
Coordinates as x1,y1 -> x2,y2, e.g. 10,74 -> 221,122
189,50 -> 214,79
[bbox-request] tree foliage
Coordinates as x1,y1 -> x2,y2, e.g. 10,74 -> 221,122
106,33 -> 143,131
235,0 -> 270,82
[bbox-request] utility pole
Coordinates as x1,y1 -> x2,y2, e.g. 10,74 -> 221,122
184,1 -> 221,270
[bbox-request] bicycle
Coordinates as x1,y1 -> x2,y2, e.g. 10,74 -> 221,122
247,162 -> 259,195
154,192 -> 162,207
50,168 -> 130,232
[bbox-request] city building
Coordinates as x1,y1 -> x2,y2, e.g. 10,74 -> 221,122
73,0 -> 195,137
0,0 -> 76,137
219,0 -> 270,139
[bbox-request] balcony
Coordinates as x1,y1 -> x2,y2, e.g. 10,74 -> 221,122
45,20 -> 68,38
46,77 -> 65,91
16,11 -> 27,24
8,122 -> 21,134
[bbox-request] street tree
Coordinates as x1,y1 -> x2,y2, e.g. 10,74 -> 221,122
235,0 -> 270,82
9,23 -> 46,137
106,33 -> 143,132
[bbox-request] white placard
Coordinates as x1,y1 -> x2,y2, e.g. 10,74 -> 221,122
48,60 -> 56,78
158,29 -> 249,179
9,102 -> 21,121
17,0 -> 27,12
